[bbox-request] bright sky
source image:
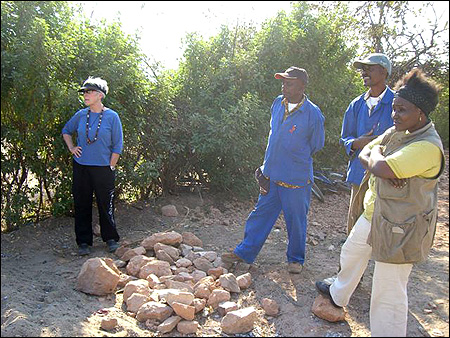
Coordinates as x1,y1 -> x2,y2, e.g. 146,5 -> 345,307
73,1 -> 293,69
73,1 -> 449,70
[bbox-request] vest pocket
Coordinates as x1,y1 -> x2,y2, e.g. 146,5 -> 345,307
377,178 -> 409,200
371,211 -> 433,264
418,208 -> 438,260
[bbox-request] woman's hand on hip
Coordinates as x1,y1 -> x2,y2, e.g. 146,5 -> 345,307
70,146 -> 82,158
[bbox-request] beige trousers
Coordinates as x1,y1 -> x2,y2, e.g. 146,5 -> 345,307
330,214 -> 413,337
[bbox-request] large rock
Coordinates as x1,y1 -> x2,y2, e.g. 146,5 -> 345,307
123,280 -> 151,303
262,298 -> 279,316
218,301 -> 238,316
177,320 -> 199,334
192,257 -> 214,272
198,251 -> 217,262
179,243 -> 193,257
141,231 -> 183,250
126,293 -> 150,313
175,258 -> 193,268
207,289 -> 231,309
176,272 -> 194,283
193,276 -> 215,299
191,270 -> 207,283
221,307 -> 258,334
171,301 -> 196,321
136,301 -> 173,322
139,260 -> 172,279
155,250 -> 175,265
219,273 -> 241,293
207,266 -> 226,279
236,272 -> 252,289
166,291 -> 195,307
157,316 -> 181,334
154,243 -> 180,260
161,205 -> 179,217
154,288 -> 181,302
126,255 -> 155,277
311,294 -> 346,322
181,232 -> 203,247
76,258 -> 120,296
101,318 -> 118,331
115,242 -> 132,258
121,246 -> 147,262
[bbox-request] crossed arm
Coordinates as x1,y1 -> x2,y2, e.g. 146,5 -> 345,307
359,145 -> 407,188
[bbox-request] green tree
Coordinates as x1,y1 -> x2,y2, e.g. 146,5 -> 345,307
2,1 -> 79,229
1,1 -> 159,230
172,2 -> 363,195
348,1 -> 449,146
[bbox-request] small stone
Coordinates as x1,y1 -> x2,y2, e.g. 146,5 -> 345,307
157,316 -> 181,334
262,298 -> 279,316
177,320 -> 199,334
101,318 -> 118,331
218,301 -> 238,316
161,205 -> 179,217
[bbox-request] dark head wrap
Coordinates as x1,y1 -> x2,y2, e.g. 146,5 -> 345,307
394,69 -> 439,115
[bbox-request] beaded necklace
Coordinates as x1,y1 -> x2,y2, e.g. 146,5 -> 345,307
86,109 -> 103,144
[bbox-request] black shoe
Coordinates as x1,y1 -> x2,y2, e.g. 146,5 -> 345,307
78,243 -> 90,256
315,281 -> 342,308
106,239 -> 119,253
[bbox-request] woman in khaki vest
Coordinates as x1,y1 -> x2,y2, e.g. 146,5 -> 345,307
315,69 -> 445,337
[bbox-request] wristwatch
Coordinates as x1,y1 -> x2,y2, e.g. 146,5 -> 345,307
110,165 -> 116,171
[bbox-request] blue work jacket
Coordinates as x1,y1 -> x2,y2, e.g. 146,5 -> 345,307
340,87 -> 394,185
261,95 -> 325,186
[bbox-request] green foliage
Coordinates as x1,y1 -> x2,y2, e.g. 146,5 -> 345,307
2,1 -> 79,230
1,1 -> 156,230
173,26 -> 271,195
1,1 -> 448,231
428,64 -> 449,148
174,1 -> 363,181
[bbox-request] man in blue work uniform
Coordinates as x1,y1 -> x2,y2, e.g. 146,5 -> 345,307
340,53 -> 394,234
222,67 -> 325,274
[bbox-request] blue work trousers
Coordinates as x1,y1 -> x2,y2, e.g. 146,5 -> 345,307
234,181 -> 312,264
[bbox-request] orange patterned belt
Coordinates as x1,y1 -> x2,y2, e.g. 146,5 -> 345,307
275,180 -> 311,189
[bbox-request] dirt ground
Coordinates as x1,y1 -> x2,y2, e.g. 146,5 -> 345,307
1,152 -> 448,337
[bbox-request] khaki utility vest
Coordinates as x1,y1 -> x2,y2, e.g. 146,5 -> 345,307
349,123 -> 445,264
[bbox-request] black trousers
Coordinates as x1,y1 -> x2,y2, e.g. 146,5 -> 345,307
72,160 -> 119,246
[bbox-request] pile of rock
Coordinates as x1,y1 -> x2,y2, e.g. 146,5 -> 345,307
76,230 -> 276,335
